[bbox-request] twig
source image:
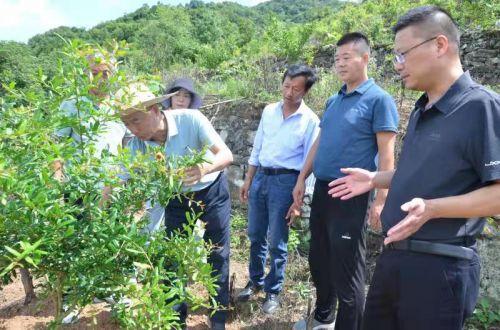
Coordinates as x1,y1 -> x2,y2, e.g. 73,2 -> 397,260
200,97 -> 245,109
210,105 -> 221,124
201,97 -> 245,123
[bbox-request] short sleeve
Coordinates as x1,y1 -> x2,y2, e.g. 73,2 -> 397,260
248,115 -> 264,167
194,112 -> 225,148
467,96 -> 500,183
372,93 -> 399,133
319,96 -> 337,128
94,121 -> 127,156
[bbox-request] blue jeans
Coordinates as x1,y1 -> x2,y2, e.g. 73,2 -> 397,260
247,170 -> 296,294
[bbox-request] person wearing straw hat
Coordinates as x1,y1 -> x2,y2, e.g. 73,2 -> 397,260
55,52 -> 127,174
115,82 -> 233,330
54,51 -> 130,324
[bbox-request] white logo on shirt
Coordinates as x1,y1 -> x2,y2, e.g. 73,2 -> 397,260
485,161 -> 500,167
341,233 -> 351,240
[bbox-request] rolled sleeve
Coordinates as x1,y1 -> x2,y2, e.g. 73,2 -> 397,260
303,117 -> 320,164
248,111 -> 265,167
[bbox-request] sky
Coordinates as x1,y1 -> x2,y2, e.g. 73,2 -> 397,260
0,0 -> 270,43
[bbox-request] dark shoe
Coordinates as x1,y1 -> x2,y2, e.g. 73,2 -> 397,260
171,302 -> 187,330
236,281 -> 262,302
208,317 -> 225,330
293,315 -> 335,330
262,293 -> 280,314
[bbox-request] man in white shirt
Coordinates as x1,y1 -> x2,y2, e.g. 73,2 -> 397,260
237,64 -> 320,314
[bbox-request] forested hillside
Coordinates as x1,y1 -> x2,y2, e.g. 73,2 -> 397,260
1,0 -> 498,99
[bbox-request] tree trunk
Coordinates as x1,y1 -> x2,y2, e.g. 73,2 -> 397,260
20,268 -> 36,305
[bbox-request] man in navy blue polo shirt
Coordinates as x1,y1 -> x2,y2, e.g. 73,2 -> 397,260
293,33 -> 399,330
329,6 -> 500,329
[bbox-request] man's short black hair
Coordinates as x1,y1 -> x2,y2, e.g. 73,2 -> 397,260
392,5 -> 460,48
282,64 -> 318,92
336,32 -> 370,55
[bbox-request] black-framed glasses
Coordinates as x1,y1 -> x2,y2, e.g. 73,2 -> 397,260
393,36 -> 438,64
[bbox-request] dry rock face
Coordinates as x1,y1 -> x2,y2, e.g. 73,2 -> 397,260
202,100 -> 265,202
477,235 -> 499,302
201,28 -> 499,304
461,30 -> 500,85
313,29 -> 500,86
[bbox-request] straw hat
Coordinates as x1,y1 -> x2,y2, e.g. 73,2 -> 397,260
114,82 -> 177,115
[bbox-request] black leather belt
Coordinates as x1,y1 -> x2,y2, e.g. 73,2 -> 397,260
260,167 -> 299,175
384,239 -> 475,260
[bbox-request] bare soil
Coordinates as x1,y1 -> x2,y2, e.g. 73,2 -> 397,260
1,257 -> 310,329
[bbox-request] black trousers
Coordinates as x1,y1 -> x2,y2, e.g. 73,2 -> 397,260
309,179 -> 369,330
362,249 -> 480,330
165,172 -> 231,325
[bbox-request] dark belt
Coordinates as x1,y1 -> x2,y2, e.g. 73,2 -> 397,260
384,239 -> 475,260
260,167 -> 299,175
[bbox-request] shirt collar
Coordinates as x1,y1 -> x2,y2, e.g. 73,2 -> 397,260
339,78 -> 374,95
415,71 -> 474,114
162,110 -> 178,138
278,100 -> 309,118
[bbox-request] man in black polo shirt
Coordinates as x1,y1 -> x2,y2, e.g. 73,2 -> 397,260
328,6 -> 500,329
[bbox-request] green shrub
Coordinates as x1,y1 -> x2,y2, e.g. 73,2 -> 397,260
0,41 -> 217,329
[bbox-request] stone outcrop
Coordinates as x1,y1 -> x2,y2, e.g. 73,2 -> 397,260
202,100 -> 265,202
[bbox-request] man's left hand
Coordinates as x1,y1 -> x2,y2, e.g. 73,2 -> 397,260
384,198 -> 433,245
285,203 -> 301,226
184,165 -> 206,185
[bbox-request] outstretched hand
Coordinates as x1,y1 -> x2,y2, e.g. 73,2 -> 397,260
328,168 -> 375,200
